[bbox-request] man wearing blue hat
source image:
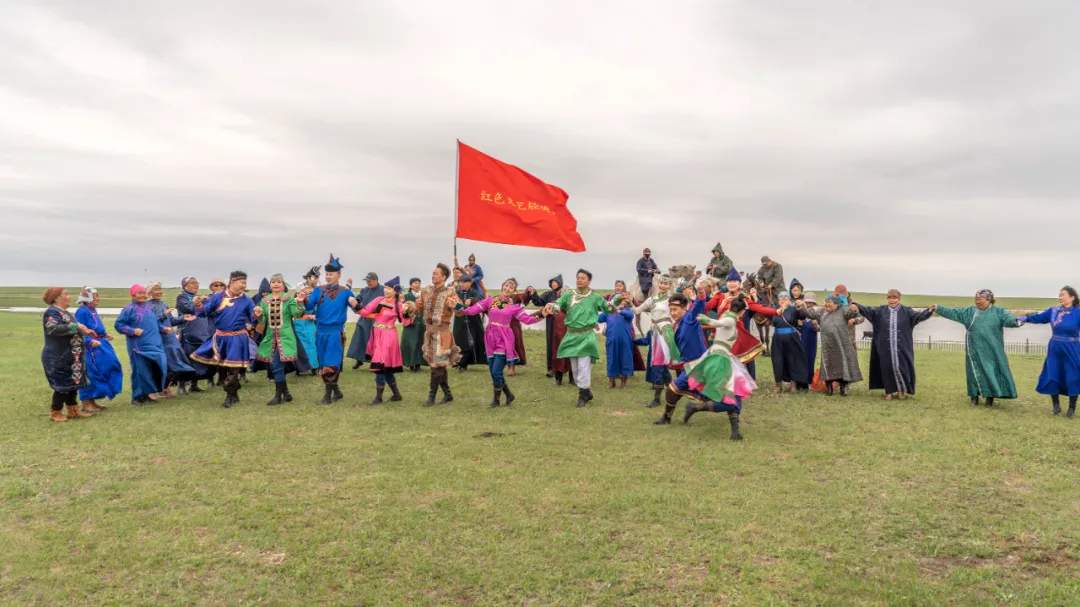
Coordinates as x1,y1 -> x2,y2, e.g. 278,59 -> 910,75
302,254 -> 359,405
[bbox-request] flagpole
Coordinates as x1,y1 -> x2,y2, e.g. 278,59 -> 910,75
453,139 -> 460,262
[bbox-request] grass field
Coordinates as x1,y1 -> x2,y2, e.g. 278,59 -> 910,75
0,286 -> 1059,313
2,310 -> 1079,605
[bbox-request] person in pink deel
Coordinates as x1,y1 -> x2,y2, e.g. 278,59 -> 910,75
462,278 -> 548,408
360,277 -> 406,404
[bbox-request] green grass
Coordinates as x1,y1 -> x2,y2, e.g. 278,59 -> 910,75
0,286 -> 1058,313
2,311 -> 1079,605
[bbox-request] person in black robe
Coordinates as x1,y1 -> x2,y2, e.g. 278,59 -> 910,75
748,290 -> 810,393
176,276 -> 211,393
853,290 -> 935,400
636,248 -> 658,295
529,274 -> 564,378
453,273 -> 487,372
347,272 -> 382,369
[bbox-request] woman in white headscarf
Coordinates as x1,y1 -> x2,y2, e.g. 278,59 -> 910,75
74,287 -> 124,411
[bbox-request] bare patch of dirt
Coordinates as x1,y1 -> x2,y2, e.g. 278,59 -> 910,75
260,551 -> 286,565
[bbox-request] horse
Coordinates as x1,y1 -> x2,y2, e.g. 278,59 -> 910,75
744,272 -> 773,357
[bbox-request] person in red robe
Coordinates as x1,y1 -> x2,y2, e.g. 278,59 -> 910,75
705,269 -> 766,375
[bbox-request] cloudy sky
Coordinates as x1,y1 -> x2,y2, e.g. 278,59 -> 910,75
2,0 -> 1078,296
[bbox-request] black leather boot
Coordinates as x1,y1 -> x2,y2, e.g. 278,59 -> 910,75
439,382 -> 453,404
178,382 -> 189,396
389,383 -> 402,402
370,386 -> 384,405
267,382 -> 284,406
654,387 -> 679,424
985,397 -> 994,408
729,413 -> 744,440
683,401 -> 705,424
826,381 -> 834,396
646,385 -> 662,408
554,371 -> 563,386
489,387 -> 502,408
318,376 -> 333,405
970,397 -> 979,407
281,380 -> 293,403
575,388 -> 588,408
1052,395 -> 1061,415
424,372 -> 438,407
325,370 -> 342,402
502,383 -> 515,406
1069,396 -> 1077,419
839,382 -> 848,397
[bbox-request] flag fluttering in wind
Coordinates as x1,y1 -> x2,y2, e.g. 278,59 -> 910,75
455,141 -> 585,252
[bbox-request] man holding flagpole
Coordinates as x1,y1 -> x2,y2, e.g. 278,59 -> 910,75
545,269 -> 609,407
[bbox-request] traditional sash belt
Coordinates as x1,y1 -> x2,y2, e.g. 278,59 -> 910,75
567,326 -> 595,334
1052,336 -> 1079,342
773,328 -> 797,335
490,321 -> 509,327
216,329 -> 246,336
374,323 -> 394,330
429,323 -> 451,331
93,333 -> 107,339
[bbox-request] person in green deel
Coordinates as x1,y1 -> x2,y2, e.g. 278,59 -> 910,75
934,289 -> 1022,408
707,242 -> 733,283
546,268 -> 611,408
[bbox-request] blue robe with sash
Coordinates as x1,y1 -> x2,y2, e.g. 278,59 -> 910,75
75,305 -> 123,401
115,302 -> 169,400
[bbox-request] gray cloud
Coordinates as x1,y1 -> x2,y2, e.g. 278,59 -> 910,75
1,0 -> 1078,297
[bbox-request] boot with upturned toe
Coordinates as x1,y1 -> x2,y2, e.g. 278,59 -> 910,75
502,383 -> 515,407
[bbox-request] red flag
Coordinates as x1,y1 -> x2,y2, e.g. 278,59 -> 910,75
455,141 -> 585,252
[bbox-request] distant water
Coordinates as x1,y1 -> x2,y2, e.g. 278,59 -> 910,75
2,307 -> 1052,343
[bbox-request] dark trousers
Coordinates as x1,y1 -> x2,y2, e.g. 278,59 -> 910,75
271,351 -> 286,383
488,354 -> 507,387
375,371 -> 397,386
51,390 -> 77,411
